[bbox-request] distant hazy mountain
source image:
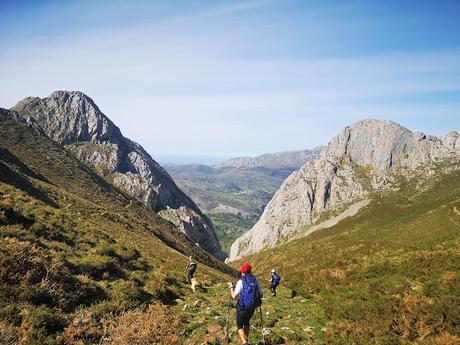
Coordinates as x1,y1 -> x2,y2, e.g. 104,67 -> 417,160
216,148 -> 323,169
166,148 -> 321,252
11,91 -> 225,259
229,119 -> 460,260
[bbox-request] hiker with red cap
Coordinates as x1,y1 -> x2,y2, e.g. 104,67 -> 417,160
227,263 -> 263,345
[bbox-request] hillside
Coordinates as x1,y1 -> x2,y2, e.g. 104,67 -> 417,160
11,91 -> 225,259
235,162 -> 460,344
166,148 -> 320,253
0,109 -> 235,344
2,107 -> 459,344
230,120 -> 460,260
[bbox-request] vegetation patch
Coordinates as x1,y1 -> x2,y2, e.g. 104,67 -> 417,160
235,164 -> 460,344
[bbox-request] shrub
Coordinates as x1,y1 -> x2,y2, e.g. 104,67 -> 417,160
19,306 -> 66,344
0,237 -> 48,285
107,280 -> 152,309
0,304 -> 22,326
63,309 -> 103,344
100,304 -> 183,345
0,321 -> 19,345
432,332 -> 460,345
77,254 -> 121,280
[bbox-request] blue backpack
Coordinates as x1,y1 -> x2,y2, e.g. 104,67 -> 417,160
237,274 -> 262,310
272,273 -> 281,286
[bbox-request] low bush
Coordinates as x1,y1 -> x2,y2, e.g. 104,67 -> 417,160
100,304 -> 184,345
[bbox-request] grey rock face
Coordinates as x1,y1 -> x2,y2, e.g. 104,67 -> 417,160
12,91 -> 225,259
441,131 -> 460,150
229,119 -> 460,260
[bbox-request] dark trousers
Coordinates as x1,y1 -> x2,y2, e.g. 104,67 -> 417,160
270,285 -> 277,296
186,268 -> 196,284
236,307 -> 256,329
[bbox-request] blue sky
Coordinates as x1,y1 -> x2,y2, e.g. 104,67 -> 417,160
1,0 -> 459,163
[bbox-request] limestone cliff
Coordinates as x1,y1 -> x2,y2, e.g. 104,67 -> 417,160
12,91 -> 225,259
229,119 -> 460,260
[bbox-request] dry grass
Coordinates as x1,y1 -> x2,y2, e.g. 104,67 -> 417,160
441,272 -> 456,286
431,332 -> 460,345
99,304 -> 184,345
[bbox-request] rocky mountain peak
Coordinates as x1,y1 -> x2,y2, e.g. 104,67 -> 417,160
229,119 -> 460,260
12,90 -> 122,145
320,119 -> 412,171
11,91 -> 225,259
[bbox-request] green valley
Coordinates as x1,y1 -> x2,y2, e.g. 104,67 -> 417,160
166,149 -> 321,253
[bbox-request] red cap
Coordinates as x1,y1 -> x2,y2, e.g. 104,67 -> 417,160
240,263 -> 252,274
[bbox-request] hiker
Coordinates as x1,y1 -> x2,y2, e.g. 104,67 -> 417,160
269,268 -> 281,297
185,256 -> 197,285
227,263 -> 263,345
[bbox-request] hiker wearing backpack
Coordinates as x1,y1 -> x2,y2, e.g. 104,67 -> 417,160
227,263 -> 263,345
185,256 -> 197,285
269,268 -> 281,297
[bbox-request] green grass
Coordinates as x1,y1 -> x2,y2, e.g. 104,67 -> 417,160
234,163 -> 460,344
176,283 -> 328,344
2,112 -> 460,344
210,213 -> 259,252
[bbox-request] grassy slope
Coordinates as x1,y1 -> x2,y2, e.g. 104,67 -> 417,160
0,116 -> 235,344
166,165 -> 289,252
232,163 -> 460,344
3,113 -> 459,344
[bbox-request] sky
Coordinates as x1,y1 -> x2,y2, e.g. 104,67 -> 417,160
1,0 -> 460,163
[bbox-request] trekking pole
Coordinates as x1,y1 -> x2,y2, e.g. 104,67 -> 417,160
224,295 -> 231,344
259,306 -> 265,345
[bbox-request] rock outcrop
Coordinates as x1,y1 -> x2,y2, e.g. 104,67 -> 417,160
229,119 -> 460,260
12,91 -> 225,259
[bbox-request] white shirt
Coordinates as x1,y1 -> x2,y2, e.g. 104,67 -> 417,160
234,276 -> 263,297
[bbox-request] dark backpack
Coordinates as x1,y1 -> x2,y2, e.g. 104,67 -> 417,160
237,274 -> 262,310
272,273 -> 281,286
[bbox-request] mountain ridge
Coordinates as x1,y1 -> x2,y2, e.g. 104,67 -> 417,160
0,107 -> 235,344
11,91 -> 225,259
229,119 -> 460,260
215,147 -> 323,169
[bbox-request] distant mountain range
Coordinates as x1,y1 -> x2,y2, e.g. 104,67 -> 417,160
216,148 -> 323,169
166,148 -> 322,252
